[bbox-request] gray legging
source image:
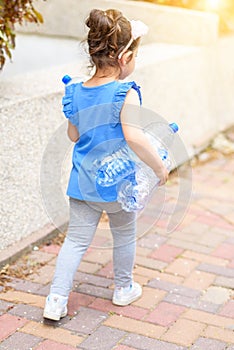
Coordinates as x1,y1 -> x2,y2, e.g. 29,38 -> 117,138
50,198 -> 137,297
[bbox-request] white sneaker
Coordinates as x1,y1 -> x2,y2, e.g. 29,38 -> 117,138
43,294 -> 68,321
112,282 -> 142,306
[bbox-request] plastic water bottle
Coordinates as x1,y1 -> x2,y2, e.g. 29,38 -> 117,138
62,75 -> 82,86
94,142 -> 139,187
117,122 -> 178,211
95,122 -> 178,182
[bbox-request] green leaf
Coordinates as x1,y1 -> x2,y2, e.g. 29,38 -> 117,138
4,41 -> 12,59
32,7 -> 44,23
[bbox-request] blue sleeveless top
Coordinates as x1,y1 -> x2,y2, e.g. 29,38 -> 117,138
62,80 -> 142,202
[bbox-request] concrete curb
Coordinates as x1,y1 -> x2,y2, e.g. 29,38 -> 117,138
0,221 -> 67,269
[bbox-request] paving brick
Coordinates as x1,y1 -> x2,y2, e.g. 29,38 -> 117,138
167,238 -> 212,254
27,250 -> 56,264
63,307 -> 107,334
132,287 -> 166,309
165,258 -> 198,277
201,286 -> 231,305
135,255 -> 167,271
179,221 -> 210,235
219,300 -> 234,318
0,314 -> 28,341
214,276 -> 234,289
29,265 -> 56,285
199,216 -> 233,231
9,303 -> 43,321
197,263 -> 234,278
79,261 -> 102,274
20,320 -> 84,347
226,237 -> 234,244
137,233 -> 167,249
182,309 -> 233,328
92,234 -> 110,247
0,300 -> 14,312
74,271 -> 113,288
41,244 -> 61,255
153,272 -> 184,284
181,250 -> 228,266
35,339 -> 77,350
35,284 -> 51,297
146,302 -> 186,326
190,337 -> 227,350
0,290 -> 45,308
7,278 -> 41,293
78,325 -> 126,350
169,231 -> 203,243
164,293 -> 219,313
96,261 -> 114,278
196,212 -> 225,226
47,257 -> 57,266
113,346 -> 137,350
212,243 -> 234,260
90,298 -> 148,319
133,266 -> 184,284
148,279 -> 201,298
0,332 -> 41,350
203,325 -> 234,343
208,225 -> 233,237
136,246 -> 153,257
67,291 -> 95,316
123,333 -> 186,350
74,283 -> 113,300
133,265 -> 161,279
150,244 -> 183,263
198,231 -> 226,248
83,249 -> 112,265
183,270 -> 215,290
104,314 -> 165,339
174,213 -> 198,230
161,318 -> 206,347
133,273 -> 149,286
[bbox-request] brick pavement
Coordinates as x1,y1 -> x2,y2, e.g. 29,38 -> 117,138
0,154 -> 234,349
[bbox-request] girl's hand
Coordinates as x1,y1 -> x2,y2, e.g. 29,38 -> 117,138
155,166 -> 169,186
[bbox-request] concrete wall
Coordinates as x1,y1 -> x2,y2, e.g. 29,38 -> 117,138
18,0 -> 219,45
133,38 -> 234,151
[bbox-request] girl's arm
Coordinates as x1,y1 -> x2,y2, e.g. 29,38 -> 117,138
67,121 -> 79,142
120,89 -> 168,186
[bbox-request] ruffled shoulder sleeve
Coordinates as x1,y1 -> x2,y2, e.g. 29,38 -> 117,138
62,83 -> 79,125
111,81 -> 142,127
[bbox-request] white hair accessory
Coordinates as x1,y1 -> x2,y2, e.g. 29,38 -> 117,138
130,20 -> 148,40
118,19 -> 148,59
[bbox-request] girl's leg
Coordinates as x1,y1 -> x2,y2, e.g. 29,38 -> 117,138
50,198 -> 102,297
107,206 -> 136,288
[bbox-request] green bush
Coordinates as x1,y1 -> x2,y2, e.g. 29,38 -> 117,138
0,0 -> 44,70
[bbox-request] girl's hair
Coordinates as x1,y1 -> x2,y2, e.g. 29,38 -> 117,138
85,9 -> 140,70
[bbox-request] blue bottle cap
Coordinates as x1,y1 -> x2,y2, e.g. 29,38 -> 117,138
62,75 -> 72,85
169,122 -> 179,133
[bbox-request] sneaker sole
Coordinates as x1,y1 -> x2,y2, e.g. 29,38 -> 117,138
112,291 -> 142,306
43,309 -> 67,321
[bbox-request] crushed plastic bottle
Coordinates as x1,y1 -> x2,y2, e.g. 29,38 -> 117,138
95,122 -> 179,212
117,122 -> 178,211
94,142 -> 138,187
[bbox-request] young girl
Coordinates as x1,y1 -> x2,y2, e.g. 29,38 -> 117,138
43,8 -> 168,321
